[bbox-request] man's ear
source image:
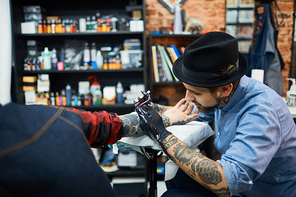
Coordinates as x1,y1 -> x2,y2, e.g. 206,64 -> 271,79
221,84 -> 233,97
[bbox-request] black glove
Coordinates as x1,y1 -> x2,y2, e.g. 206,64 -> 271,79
135,104 -> 172,143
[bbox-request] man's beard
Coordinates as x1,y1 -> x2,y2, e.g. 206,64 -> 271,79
193,96 -> 225,114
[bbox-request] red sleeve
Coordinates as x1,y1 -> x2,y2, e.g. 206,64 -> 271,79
67,108 -> 124,148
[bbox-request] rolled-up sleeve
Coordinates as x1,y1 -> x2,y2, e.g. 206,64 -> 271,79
66,108 -> 123,147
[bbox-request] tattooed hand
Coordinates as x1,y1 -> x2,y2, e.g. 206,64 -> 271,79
161,98 -> 199,127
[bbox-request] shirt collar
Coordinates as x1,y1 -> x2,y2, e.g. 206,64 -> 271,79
220,75 -> 248,113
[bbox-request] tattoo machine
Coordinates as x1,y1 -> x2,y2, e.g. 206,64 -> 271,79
134,90 -> 164,143
133,90 -> 156,131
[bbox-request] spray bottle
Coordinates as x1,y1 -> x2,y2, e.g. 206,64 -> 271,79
87,76 -> 102,105
286,78 -> 296,107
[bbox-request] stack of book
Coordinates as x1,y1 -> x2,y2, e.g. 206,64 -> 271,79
151,45 -> 185,82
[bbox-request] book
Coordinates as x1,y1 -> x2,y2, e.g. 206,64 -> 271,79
170,45 -> 181,58
161,46 -> 178,81
165,47 -> 175,63
151,45 -> 159,82
156,45 -> 167,82
167,46 -> 179,62
157,45 -> 173,81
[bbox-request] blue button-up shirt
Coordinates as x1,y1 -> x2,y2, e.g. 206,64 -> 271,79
196,76 -> 296,196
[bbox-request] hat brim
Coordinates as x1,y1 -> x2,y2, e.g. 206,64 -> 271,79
173,52 -> 248,88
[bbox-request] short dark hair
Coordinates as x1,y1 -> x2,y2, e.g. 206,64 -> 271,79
208,79 -> 240,94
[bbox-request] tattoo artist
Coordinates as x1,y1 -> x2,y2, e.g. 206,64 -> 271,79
135,32 -> 296,197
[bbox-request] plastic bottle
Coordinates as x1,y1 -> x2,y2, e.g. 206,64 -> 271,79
287,78 -> 296,107
92,15 -> 97,32
87,76 -> 102,105
51,19 -> 56,33
96,50 -> 103,69
86,16 -> 91,32
38,19 -> 43,33
83,42 -> 91,67
50,92 -> 55,105
91,42 -> 98,69
173,2 -> 182,34
66,83 -> 72,106
51,48 -> 58,70
116,81 -> 123,103
58,47 -> 65,70
61,89 -> 66,105
79,18 -> 86,33
43,47 -> 51,70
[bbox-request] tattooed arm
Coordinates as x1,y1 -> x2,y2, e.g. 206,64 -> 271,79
163,134 -> 230,197
119,112 -> 145,137
120,98 -> 198,137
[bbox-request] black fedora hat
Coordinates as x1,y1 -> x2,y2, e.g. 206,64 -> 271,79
173,31 -> 248,87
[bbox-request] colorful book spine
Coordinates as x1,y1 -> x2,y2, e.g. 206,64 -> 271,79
151,45 -> 159,82
156,45 -> 166,82
157,45 -> 173,81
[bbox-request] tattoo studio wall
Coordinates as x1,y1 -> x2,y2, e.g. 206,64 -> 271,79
145,0 -> 295,97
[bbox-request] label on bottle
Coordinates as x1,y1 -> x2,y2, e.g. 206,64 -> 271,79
287,94 -> 296,106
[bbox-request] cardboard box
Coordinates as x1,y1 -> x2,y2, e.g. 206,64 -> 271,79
23,76 -> 37,83
132,10 -> 142,19
21,22 -> 37,34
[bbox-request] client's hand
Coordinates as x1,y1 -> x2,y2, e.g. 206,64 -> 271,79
162,98 -> 199,127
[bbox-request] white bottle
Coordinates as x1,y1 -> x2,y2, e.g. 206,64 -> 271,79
51,48 -> 58,70
287,78 -> 296,107
173,2 -> 182,34
96,50 -> 103,69
116,81 -> 123,103
83,42 -> 90,67
51,19 -> 56,33
43,47 -> 51,70
79,18 -> 86,33
91,42 -> 97,69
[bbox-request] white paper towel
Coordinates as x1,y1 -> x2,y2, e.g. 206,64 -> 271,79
251,69 -> 264,83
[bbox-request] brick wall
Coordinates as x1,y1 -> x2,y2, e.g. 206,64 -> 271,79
272,0 -> 295,96
145,0 -> 295,102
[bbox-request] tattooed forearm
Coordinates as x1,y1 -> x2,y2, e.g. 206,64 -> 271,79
153,103 -> 170,115
162,134 -> 230,197
162,135 -> 178,148
173,143 -> 195,165
190,156 -> 222,185
119,113 -> 145,137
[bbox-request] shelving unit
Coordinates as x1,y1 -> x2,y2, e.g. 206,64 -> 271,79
10,0 -> 147,115
226,0 -> 255,54
148,34 -> 202,106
